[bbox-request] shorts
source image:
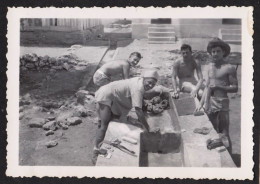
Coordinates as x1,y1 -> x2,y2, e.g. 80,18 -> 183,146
93,69 -> 111,87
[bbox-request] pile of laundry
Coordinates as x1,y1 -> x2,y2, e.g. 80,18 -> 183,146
142,95 -> 169,114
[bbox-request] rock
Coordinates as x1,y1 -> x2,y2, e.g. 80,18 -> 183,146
62,63 -> 71,71
47,116 -> 56,121
19,112 -> 25,120
39,61 -> 46,67
20,100 -> 30,106
66,117 -> 82,126
51,66 -> 63,70
84,95 -> 96,105
41,101 -> 63,109
49,57 -> 56,64
59,122 -> 69,130
45,140 -> 58,148
42,120 -> 57,131
56,111 -> 74,122
28,118 -> 46,128
67,59 -> 77,65
73,105 -> 92,117
32,106 -> 43,111
45,130 -> 54,136
25,63 -> 35,69
74,66 -> 87,71
42,55 -> 50,62
20,59 -> 26,66
49,69 -> 56,73
19,106 -> 24,112
21,66 -> 28,71
78,61 -> 89,66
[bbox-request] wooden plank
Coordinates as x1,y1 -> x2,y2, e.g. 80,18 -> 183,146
96,121 -> 143,166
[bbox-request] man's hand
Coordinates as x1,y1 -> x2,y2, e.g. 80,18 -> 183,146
194,105 -> 203,113
172,91 -> 179,99
209,84 -> 219,91
190,89 -> 198,98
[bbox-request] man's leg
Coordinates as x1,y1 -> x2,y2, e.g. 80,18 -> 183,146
94,103 -> 112,149
218,111 -> 232,153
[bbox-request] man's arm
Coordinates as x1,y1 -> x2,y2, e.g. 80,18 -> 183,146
135,107 -> 149,132
171,61 -> 179,92
122,64 -> 130,79
210,65 -> 238,93
193,60 -> 204,95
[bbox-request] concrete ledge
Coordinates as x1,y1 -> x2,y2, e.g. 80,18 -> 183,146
172,95 -> 236,167
96,121 -> 143,166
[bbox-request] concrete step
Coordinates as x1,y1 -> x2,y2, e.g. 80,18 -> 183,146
221,29 -> 241,34
148,32 -> 176,37
149,24 -> 175,28
222,34 -> 241,41
148,37 -> 176,42
148,41 -> 176,44
149,28 -> 175,32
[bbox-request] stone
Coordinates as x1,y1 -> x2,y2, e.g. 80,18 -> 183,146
19,106 -> 24,112
49,69 -> 56,73
59,122 -> 69,130
19,112 -> 25,120
66,117 -> 82,126
20,100 -> 30,106
41,101 -> 63,109
49,57 -> 57,64
45,140 -> 58,148
78,61 -> 89,66
47,116 -> 56,121
67,59 -> 77,65
42,120 -> 57,131
39,61 -> 46,67
42,55 -> 50,62
21,66 -> 28,71
20,59 -> 26,66
28,118 -> 46,128
63,63 -> 71,71
84,95 -> 96,105
25,63 -> 35,69
73,105 -> 91,117
45,130 -> 54,136
56,110 -> 74,122
74,66 -> 87,71
51,66 -> 63,70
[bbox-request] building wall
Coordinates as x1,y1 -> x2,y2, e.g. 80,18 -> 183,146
131,19 -> 241,39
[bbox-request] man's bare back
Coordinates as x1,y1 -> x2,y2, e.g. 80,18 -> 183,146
99,59 -> 130,79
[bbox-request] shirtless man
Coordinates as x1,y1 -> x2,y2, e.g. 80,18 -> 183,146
93,52 -> 142,87
171,44 -> 203,99
196,38 -> 238,152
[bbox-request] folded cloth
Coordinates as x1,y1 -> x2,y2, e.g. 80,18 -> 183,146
193,127 -> 212,135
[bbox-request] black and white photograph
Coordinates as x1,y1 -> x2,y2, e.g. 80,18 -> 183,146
6,7 -> 253,179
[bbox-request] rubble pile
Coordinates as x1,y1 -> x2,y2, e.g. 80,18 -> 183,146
19,90 -> 97,149
20,52 -> 88,72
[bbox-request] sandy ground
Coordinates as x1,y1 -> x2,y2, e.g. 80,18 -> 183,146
19,41 -> 241,166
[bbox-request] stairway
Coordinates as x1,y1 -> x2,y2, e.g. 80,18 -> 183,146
148,24 -> 176,44
218,29 -> 241,44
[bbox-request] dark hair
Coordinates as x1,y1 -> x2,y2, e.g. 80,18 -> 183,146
130,52 -> 142,58
180,44 -> 192,52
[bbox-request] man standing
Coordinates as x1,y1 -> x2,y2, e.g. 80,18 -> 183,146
93,70 -> 159,163
171,44 -> 204,98
93,52 -> 142,87
196,38 -> 238,151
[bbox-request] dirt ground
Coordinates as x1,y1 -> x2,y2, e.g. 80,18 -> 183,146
19,44 -> 241,167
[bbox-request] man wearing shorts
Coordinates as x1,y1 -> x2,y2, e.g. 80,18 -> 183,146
93,52 -> 142,87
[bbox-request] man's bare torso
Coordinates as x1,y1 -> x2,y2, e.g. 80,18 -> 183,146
99,60 -> 129,77
208,63 -> 234,98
